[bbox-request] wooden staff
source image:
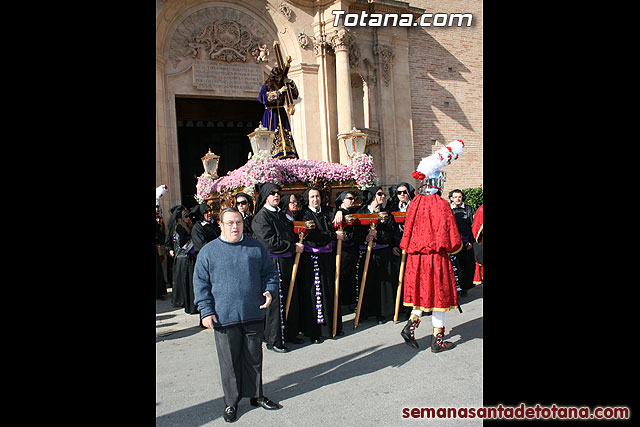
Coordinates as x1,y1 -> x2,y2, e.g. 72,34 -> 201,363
394,250 -> 407,324
285,220 -> 315,320
352,212 -> 388,330
391,211 -> 408,324
332,224 -> 342,338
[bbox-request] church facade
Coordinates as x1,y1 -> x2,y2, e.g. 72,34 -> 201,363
156,0 -> 482,213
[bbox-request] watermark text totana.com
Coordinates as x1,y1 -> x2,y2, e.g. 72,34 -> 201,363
332,10 -> 473,28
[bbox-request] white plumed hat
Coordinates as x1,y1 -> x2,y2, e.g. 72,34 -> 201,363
416,140 -> 464,178
156,185 -> 168,204
413,140 -> 464,194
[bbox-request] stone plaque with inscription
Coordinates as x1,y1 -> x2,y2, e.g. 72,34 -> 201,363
193,59 -> 263,95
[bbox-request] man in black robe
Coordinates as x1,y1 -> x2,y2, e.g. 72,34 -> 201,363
251,183 -> 304,352
354,186 -> 395,324
331,191 -> 358,310
300,187 -> 344,342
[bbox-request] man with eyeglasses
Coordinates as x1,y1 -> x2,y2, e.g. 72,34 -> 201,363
193,207 -> 282,422
387,183 -> 416,321
252,183 -> 305,352
354,186 -> 395,325
235,192 -> 254,238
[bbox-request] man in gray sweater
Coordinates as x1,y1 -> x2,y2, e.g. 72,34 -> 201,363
194,207 -> 281,423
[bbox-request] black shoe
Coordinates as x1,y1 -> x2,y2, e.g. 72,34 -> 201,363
400,318 -> 420,349
286,337 -> 304,344
223,406 -> 237,422
430,327 -> 456,353
250,397 -> 280,410
310,337 -> 324,344
269,344 -> 289,353
377,316 -> 387,325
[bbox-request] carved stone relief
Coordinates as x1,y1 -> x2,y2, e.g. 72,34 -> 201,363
298,32 -> 312,49
373,44 -> 394,86
166,7 -> 274,75
279,3 -> 294,21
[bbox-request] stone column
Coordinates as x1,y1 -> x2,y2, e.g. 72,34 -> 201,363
331,27 -> 354,164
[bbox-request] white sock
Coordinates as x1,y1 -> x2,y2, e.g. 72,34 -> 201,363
411,309 -> 423,318
432,311 -> 445,329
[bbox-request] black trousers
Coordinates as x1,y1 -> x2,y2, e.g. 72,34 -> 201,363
213,322 -> 264,407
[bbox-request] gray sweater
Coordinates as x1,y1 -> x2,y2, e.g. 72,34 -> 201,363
193,236 -> 279,329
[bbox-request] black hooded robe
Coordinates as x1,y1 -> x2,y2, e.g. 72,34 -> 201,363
299,188 -> 342,339
353,187 -> 395,323
190,204 -> 220,255
171,221 -> 196,313
331,192 -> 358,309
235,192 -> 255,238
386,183 -> 416,320
251,183 -> 302,347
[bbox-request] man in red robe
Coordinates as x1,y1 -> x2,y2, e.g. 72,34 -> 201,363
399,176 -> 462,352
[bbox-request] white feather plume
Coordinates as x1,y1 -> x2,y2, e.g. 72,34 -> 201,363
156,185 -> 168,200
416,140 -> 464,177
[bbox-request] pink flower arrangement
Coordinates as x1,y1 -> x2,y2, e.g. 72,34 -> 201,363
195,152 -> 377,202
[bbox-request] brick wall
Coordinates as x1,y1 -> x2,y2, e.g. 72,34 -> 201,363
408,0 -> 483,194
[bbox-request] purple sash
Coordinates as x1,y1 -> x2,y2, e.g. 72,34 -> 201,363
358,243 -> 389,251
303,241 -> 335,254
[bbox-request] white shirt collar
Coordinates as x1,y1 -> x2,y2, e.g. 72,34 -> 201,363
263,204 -> 279,212
309,205 -> 321,214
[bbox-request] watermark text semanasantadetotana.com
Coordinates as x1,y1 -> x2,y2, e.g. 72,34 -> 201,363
332,10 -> 473,28
402,403 -> 630,420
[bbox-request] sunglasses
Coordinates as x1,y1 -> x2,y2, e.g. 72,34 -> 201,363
397,190 -> 408,195
236,200 -> 248,206
344,196 -> 354,200
269,190 -> 281,196
376,192 -> 385,197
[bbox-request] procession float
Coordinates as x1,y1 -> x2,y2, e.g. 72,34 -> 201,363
194,41 -> 377,212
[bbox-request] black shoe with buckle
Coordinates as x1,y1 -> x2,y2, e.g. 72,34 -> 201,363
223,405 -> 237,423
250,396 -> 281,410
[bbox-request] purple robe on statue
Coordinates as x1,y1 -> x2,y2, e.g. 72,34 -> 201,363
258,82 -> 299,159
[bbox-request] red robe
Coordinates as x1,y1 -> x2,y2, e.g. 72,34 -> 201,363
472,204 -> 483,285
399,194 -> 462,312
